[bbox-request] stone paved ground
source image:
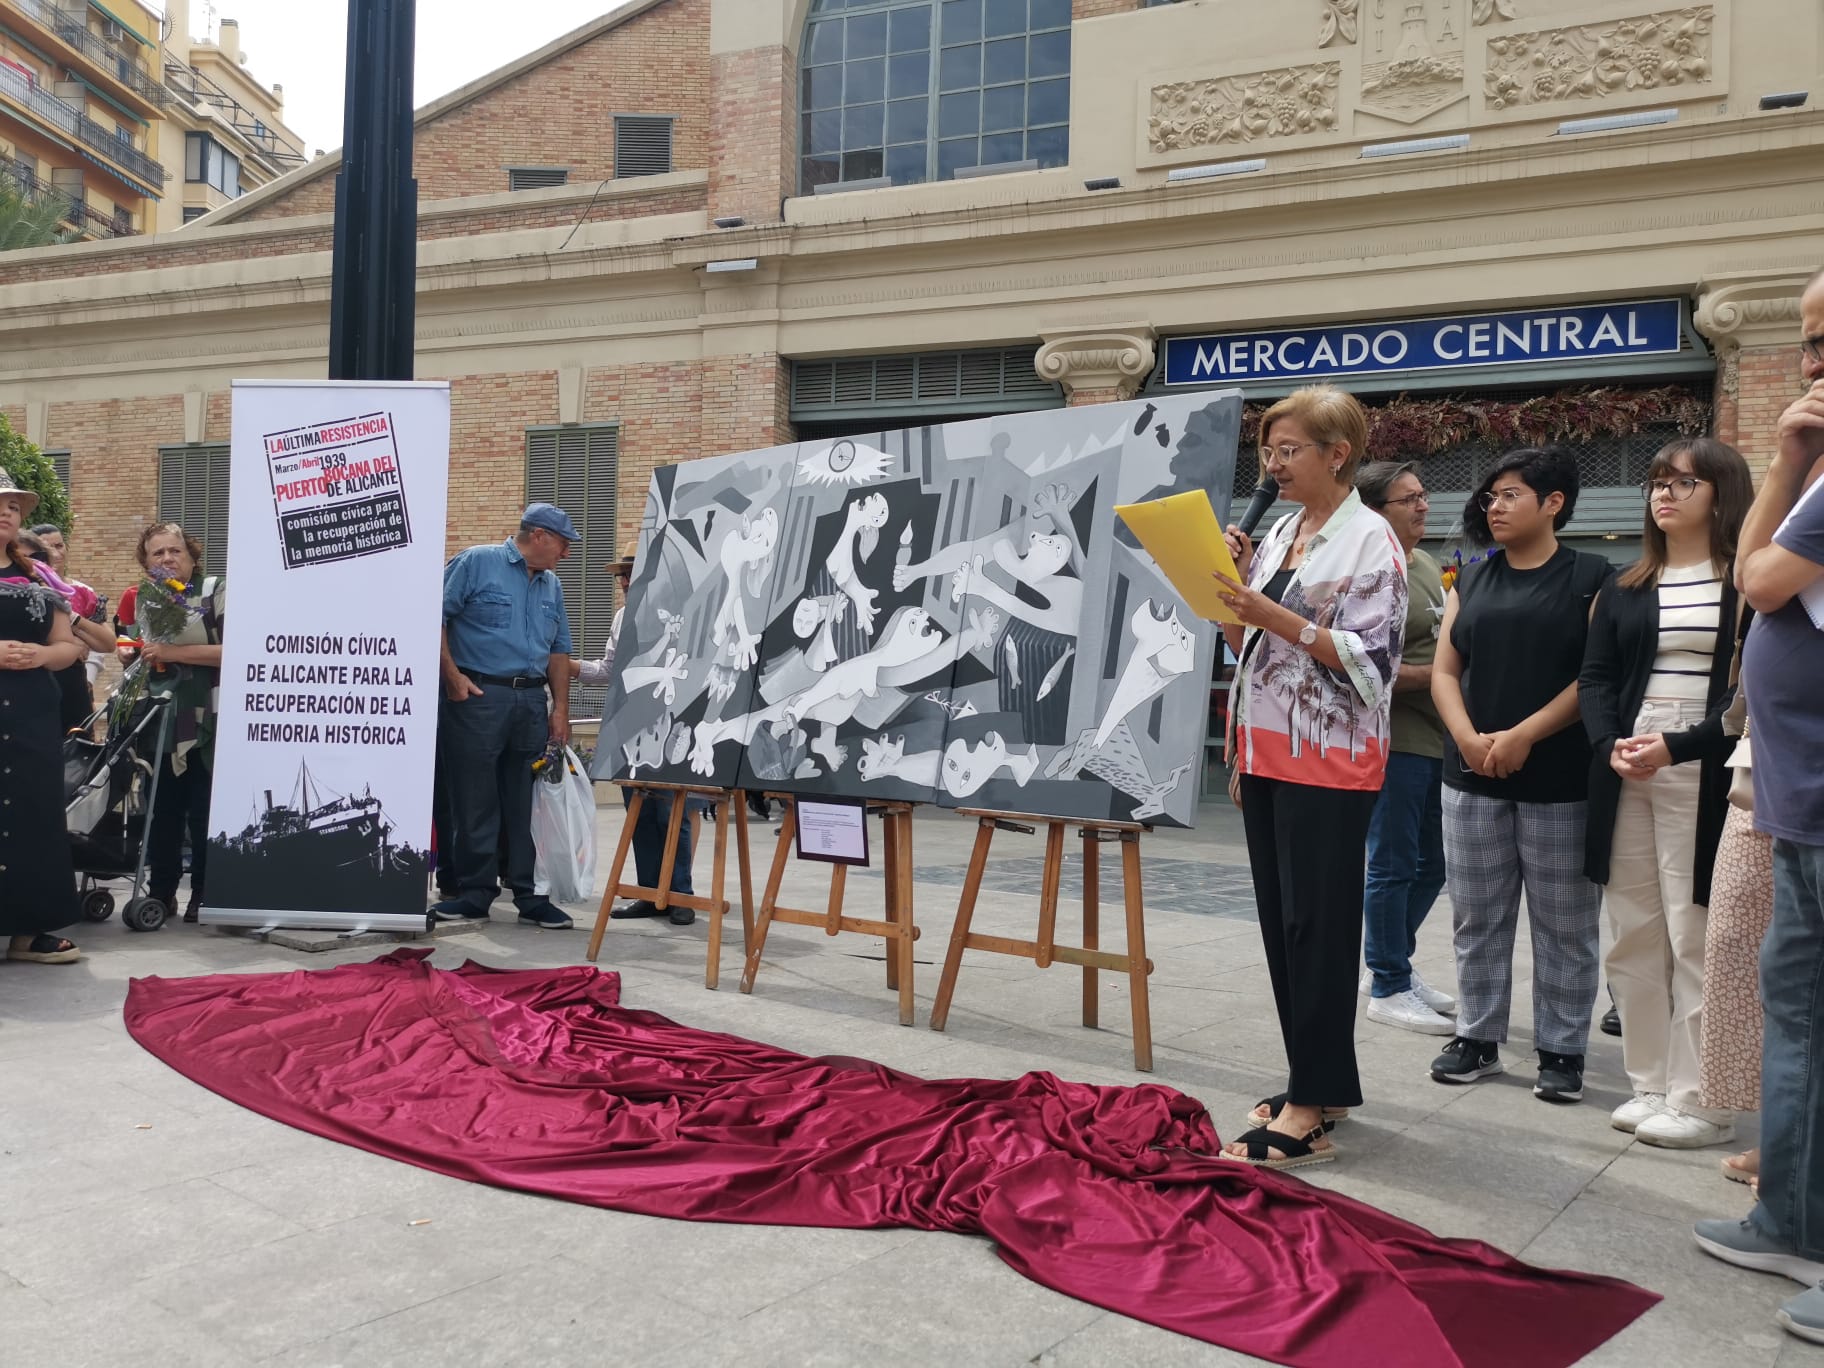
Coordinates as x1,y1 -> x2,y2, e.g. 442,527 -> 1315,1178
2,801 -> 1820,1367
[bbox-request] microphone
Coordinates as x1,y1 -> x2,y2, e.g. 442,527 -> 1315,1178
1235,480 -> 1278,539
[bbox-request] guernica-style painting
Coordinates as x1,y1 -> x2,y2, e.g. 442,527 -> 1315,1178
591,391 -> 1241,828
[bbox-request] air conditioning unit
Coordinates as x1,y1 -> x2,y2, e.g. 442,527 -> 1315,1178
102,19 -> 126,42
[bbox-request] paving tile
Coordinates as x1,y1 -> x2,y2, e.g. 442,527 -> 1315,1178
0,1176 -> 306,1297
1037,1311 -> 1271,1367
0,1280 -> 248,1368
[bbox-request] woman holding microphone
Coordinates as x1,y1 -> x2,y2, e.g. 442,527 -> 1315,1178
1214,384 -> 1408,1169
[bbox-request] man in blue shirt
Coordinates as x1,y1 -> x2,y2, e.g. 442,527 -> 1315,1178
1694,268 -> 1824,1347
434,503 -> 579,929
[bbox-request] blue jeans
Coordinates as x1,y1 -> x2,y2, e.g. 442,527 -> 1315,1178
1362,751 -> 1446,998
438,685 -> 547,912
1750,838 -> 1824,1259
623,788 -> 693,896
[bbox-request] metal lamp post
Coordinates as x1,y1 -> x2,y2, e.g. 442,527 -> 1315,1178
328,0 -> 418,381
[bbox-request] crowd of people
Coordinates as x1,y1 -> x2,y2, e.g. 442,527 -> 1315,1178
1,264 -> 1820,1344
1216,268 -> 1824,1342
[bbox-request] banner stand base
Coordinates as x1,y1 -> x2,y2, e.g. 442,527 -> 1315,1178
202,907 -> 433,935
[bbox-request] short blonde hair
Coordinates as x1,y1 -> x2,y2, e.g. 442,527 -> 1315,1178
1258,385 -> 1369,485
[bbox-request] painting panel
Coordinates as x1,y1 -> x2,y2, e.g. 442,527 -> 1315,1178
591,442 -> 799,789
934,392 -> 1242,828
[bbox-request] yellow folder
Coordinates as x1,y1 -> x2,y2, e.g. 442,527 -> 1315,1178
1114,489 -> 1244,625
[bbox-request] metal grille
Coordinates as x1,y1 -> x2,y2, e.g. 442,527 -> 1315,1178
157,445 -> 232,572
44,449 -> 70,495
613,116 -> 674,178
792,347 -> 1056,413
525,426 -> 619,716
507,166 -> 569,191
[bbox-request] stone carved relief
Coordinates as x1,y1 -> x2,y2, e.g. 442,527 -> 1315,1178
1148,63 -> 1341,152
1471,0 -> 1516,22
1484,7 -> 1713,109
1034,326 -> 1158,401
1320,1 -> 1360,47
1360,1 -> 1468,123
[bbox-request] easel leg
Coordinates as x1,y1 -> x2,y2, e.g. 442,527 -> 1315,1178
1035,820 -> 1064,969
824,863 -> 848,936
883,810 -> 900,992
930,817 -> 995,1033
704,793 -> 731,991
733,795 -> 755,948
654,794 -> 687,912
740,802 -> 795,994
893,808 -> 916,1027
586,788 -> 644,963
1122,833 -> 1153,1072
1082,829 -> 1099,1030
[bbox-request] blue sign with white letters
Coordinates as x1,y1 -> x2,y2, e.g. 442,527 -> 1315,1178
1160,299 -> 1684,387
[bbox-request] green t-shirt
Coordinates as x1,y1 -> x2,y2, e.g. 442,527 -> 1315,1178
1390,548 -> 1445,758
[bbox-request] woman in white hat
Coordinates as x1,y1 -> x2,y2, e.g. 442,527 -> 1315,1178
0,472 -> 86,962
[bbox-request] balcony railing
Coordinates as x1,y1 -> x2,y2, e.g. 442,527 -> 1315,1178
9,0 -> 170,109
162,55 -> 306,170
3,161 -> 139,238
0,60 -> 166,188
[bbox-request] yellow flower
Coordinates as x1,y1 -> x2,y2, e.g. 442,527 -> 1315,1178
163,578 -> 187,593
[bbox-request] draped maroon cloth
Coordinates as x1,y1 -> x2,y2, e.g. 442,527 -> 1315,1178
124,952 -> 1655,1366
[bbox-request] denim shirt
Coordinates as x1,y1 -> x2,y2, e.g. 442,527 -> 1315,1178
443,538 -> 573,677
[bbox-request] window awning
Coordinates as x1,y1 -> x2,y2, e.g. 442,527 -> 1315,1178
88,2 -> 154,46
70,74 -> 148,125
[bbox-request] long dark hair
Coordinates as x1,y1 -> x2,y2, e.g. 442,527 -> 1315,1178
1616,437 -> 1753,590
1460,446 -> 1580,548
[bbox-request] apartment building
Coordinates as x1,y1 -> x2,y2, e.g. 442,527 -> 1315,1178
0,0 -> 168,238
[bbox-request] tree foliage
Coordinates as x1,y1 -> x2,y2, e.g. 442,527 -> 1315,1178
0,169 -> 77,253
0,412 -> 71,533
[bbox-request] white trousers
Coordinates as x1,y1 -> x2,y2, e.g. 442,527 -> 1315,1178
1603,698 -> 1723,1118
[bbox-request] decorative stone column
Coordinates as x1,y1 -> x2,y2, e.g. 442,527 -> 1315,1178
1034,324 -> 1157,406
1695,271 -> 1809,478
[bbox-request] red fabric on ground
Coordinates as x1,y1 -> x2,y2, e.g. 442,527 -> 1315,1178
123,952 -> 1656,1366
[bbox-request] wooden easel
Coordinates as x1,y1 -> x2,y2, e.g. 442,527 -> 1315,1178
929,810 -> 1156,1071
739,795 -> 919,1026
585,781 -> 755,991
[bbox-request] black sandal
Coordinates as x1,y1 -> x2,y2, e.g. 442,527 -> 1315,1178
1248,1092 -> 1349,1131
7,934 -> 80,964
1220,1124 -> 1337,1171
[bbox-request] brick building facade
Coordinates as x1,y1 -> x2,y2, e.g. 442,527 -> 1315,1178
0,0 -> 1820,679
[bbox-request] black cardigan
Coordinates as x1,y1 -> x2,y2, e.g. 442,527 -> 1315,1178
1579,570 -> 1748,906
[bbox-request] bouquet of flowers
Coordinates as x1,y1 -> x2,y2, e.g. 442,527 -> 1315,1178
1439,547 -> 1499,594
136,576 -> 195,643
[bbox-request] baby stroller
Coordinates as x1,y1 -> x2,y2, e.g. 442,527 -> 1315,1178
65,662 -> 177,932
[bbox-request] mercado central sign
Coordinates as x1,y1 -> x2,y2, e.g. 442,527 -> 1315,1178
1160,299 -> 1685,387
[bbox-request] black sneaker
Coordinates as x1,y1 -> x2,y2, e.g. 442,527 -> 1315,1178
516,902 -> 574,930
1600,1005 -> 1621,1037
1430,1036 -> 1504,1085
430,899 -> 490,922
1534,1051 -> 1585,1103
667,903 -> 696,927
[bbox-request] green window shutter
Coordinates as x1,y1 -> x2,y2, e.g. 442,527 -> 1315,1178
526,425 -> 620,716
157,444 -> 232,572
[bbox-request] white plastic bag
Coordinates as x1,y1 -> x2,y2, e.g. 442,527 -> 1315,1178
531,748 -> 598,905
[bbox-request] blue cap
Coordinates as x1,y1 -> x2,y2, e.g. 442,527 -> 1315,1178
521,502 -> 580,542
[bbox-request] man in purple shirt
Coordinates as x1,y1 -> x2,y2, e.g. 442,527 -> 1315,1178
1694,268 -> 1824,1347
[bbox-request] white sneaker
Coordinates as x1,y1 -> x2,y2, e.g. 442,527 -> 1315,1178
1358,967 -> 1372,996
1609,1092 -> 1669,1133
1366,988 -> 1457,1036
1636,1109 -> 1736,1150
1410,970 -> 1457,1015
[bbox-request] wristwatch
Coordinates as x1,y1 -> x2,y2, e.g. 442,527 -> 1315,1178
1298,621 -> 1319,648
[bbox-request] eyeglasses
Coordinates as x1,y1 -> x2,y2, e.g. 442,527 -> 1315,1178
1641,476 -> 1709,502
1804,333 -> 1824,365
1383,489 -> 1429,509
1477,487 -> 1538,511
1258,442 -> 1323,466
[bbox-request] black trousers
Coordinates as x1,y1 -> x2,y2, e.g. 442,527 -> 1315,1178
148,753 -> 211,906
1239,773 -> 1378,1109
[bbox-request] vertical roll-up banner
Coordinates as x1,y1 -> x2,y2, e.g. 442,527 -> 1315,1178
202,380 -> 451,931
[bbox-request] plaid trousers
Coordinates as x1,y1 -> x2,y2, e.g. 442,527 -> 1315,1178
1442,787 -> 1603,1055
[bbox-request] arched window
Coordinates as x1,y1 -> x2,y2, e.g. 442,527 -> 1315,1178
800,0 -> 1071,195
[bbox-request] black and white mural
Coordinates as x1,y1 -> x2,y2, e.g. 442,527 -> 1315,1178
591,392 -> 1241,828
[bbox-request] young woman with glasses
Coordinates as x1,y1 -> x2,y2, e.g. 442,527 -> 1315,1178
1429,447 -> 1614,1102
1580,438 -> 1755,1148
